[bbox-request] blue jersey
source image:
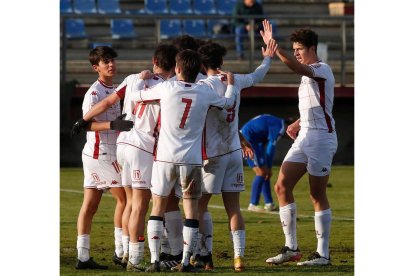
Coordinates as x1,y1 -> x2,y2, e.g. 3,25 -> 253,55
240,114 -> 285,168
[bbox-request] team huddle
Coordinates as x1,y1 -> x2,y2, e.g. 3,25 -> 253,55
71,19 -> 337,272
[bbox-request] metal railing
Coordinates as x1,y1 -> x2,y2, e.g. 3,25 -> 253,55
60,14 -> 354,86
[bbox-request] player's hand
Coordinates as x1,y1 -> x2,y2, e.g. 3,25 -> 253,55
71,118 -> 88,137
286,119 -> 301,140
240,140 -> 254,160
262,38 -> 278,58
226,71 -> 234,85
260,19 -> 273,45
139,70 -> 153,80
110,114 -> 134,131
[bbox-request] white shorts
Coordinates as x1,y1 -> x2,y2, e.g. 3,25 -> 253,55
82,154 -> 122,190
202,150 -> 245,194
116,143 -> 153,189
283,129 -> 337,176
151,161 -> 202,199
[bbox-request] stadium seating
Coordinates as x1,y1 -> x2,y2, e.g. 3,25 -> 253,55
97,0 -> 121,14
193,0 -> 216,15
111,19 -> 137,39
160,19 -> 182,39
169,0 -> 193,15
60,0 -> 73,14
73,0 -> 97,14
65,19 -> 86,39
216,0 -> 237,15
206,19 -> 232,38
145,0 -> 169,14
182,19 -> 206,37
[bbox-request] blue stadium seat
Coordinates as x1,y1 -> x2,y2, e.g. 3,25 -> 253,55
160,20 -> 182,39
145,0 -> 169,14
73,0 -> 97,14
111,19 -> 137,39
97,0 -> 121,14
182,20 -> 206,37
65,19 -> 86,39
169,0 -> 192,15
60,0 -> 73,14
206,19 -> 232,38
216,0 -> 237,15
193,0 -> 216,15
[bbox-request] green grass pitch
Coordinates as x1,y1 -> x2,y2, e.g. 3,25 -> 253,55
60,166 -> 354,275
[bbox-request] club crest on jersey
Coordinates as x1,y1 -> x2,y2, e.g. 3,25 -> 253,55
133,170 -> 141,180
236,173 -> 243,183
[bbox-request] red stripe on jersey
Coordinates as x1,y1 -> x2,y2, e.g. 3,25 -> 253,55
93,131 -> 100,159
116,84 -> 127,99
98,79 -> 113,89
201,121 -> 208,160
153,112 -> 161,160
112,161 -> 120,173
315,77 -> 333,133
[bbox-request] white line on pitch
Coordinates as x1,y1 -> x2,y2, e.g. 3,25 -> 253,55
61,188 -> 354,221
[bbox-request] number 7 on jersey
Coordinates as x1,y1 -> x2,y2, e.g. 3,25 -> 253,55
179,98 -> 192,129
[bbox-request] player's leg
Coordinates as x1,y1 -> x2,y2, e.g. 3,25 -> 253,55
114,186 -> 131,267
108,186 -> 127,262
266,161 -> 306,265
248,142 -> 266,211
162,190 -> 183,263
194,193 -> 213,270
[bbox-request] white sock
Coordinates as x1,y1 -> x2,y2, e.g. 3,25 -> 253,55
165,211 -> 183,256
202,212 -> 213,254
279,203 -> 298,250
315,209 -> 332,258
77,234 -> 90,262
160,227 -> 171,254
231,230 -> 245,257
122,235 -> 129,257
129,241 -> 145,265
182,224 -> 198,265
194,233 -> 202,256
147,219 -> 164,263
114,227 -> 123,257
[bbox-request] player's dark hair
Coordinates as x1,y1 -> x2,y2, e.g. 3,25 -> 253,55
198,42 -> 227,70
153,43 -> 178,71
175,49 -> 201,83
172,35 -> 199,52
89,46 -> 118,66
290,28 -> 318,52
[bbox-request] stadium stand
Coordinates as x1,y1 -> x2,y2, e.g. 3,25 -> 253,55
65,19 -> 87,39
73,0 -> 97,14
97,0 -> 122,14
193,0 -> 216,15
182,19 -> 207,37
111,19 -> 137,39
60,0 -> 73,14
145,0 -> 169,14
160,19 -> 182,39
169,0 -> 193,15
216,0 -> 237,15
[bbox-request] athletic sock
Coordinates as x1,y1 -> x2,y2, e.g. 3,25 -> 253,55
231,230 -> 245,257
315,209 -> 332,258
250,176 -> 265,205
165,210 -> 183,256
160,226 -> 171,255
147,216 -> 164,263
262,179 -> 274,204
182,219 -> 199,266
202,212 -> 213,254
114,227 -> 123,257
77,234 -> 90,262
129,242 -> 139,265
122,235 -> 129,257
279,203 -> 298,250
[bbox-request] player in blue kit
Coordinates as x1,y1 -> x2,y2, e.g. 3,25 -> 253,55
240,114 -> 292,212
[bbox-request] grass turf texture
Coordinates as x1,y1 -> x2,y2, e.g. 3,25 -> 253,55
60,166 -> 354,275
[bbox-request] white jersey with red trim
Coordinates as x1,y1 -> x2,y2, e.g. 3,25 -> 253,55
169,72 -> 206,82
299,61 -> 335,132
115,73 -> 165,154
82,80 -> 120,161
201,57 -> 272,158
131,78 -> 237,165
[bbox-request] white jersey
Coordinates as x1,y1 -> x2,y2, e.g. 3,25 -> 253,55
82,79 -> 120,161
169,72 -> 206,82
115,73 -> 165,154
298,61 -> 335,132
201,57 -> 272,158
131,78 -> 237,165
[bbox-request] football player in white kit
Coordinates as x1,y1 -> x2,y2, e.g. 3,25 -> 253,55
130,50 -> 238,272
191,39 -> 277,272
77,44 -> 178,271
260,20 -> 338,266
71,46 -> 133,270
